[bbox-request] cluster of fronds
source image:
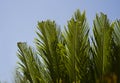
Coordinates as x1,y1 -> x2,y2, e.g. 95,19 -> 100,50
14,10 -> 120,83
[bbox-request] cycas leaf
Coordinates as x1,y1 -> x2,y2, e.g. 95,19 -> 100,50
16,42 -> 51,83
64,10 -> 90,82
112,20 -> 120,82
35,20 -> 66,83
14,69 -> 30,83
17,42 -> 33,83
92,13 -> 113,81
113,20 -> 120,45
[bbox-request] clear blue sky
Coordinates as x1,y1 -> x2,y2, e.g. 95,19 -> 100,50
0,0 -> 120,82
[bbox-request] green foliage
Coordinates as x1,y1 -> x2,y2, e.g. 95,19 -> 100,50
112,20 -> 120,83
92,13 -> 113,82
15,42 -> 51,83
14,10 -> 120,83
35,20 -> 67,83
64,10 -> 90,82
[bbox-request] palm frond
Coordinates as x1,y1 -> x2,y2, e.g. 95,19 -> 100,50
92,13 -> 113,82
35,20 -> 67,83
113,20 -> 120,45
64,10 -> 90,82
14,69 -> 30,83
16,42 -> 51,83
112,20 -> 120,82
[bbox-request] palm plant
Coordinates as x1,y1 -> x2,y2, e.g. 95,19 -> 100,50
14,10 -> 120,83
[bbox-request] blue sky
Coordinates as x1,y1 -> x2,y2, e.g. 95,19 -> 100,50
0,0 -> 120,82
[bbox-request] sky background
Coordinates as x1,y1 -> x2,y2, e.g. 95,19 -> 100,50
0,0 -> 120,83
